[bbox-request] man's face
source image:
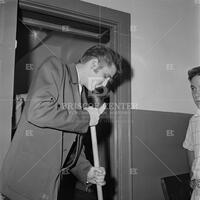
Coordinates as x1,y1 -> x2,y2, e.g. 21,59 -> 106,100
86,59 -> 117,91
190,75 -> 200,108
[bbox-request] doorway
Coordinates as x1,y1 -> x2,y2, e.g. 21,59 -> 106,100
13,6 -> 114,200
0,1 -> 131,199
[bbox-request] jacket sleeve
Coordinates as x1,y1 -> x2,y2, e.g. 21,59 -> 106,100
70,146 -> 92,184
26,57 -> 90,133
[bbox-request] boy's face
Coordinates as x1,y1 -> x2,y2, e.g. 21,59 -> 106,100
190,75 -> 200,108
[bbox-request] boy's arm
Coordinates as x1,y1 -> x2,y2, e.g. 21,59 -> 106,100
187,150 -> 195,177
183,119 -> 194,178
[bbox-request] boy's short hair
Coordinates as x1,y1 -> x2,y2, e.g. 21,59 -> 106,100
188,66 -> 200,81
79,45 -> 122,77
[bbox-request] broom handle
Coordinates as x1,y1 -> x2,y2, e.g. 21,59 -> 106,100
90,126 -> 103,200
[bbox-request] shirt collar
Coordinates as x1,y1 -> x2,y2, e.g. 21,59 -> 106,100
194,109 -> 200,117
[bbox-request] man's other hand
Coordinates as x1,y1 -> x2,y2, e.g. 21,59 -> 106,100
86,167 -> 106,186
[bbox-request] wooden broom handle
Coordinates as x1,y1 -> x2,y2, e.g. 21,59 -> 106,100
90,126 -> 103,200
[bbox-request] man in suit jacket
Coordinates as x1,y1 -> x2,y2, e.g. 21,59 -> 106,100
0,45 -> 121,200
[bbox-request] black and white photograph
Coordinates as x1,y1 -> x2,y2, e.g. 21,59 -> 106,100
0,0 -> 199,200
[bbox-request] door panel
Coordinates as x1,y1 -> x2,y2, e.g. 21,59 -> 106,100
0,0 -> 18,168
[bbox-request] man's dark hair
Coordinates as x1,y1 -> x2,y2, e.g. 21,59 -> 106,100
188,66 -> 200,81
79,45 -> 122,77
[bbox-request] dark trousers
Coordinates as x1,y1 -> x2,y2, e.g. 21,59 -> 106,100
57,174 -> 97,200
73,189 -> 97,200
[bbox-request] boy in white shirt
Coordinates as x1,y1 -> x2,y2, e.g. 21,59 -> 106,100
183,66 -> 200,200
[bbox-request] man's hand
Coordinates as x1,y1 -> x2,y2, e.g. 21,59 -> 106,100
84,103 -> 106,126
86,167 -> 106,186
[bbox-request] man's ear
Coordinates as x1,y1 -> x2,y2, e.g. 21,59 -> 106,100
90,58 -> 99,70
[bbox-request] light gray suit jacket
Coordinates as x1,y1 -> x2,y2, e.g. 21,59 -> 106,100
0,56 -> 92,200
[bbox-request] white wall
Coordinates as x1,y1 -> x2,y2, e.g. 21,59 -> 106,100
81,0 -> 200,114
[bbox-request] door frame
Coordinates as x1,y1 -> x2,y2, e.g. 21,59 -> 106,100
18,1 -> 132,199
0,0 -> 18,172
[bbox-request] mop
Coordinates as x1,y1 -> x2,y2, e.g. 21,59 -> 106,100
90,125 -> 103,200
88,86 -> 109,200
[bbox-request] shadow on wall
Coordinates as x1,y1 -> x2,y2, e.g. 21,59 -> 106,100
108,57 -> 134,93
